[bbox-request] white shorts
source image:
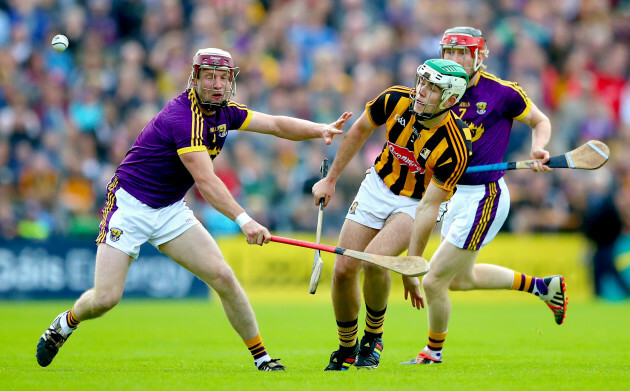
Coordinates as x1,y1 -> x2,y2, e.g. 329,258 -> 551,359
345,166 -> 422,229
441,177 -> 510,251
96,186 -> 200,259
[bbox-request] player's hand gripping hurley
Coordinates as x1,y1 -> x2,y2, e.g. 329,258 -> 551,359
465,140 -> 610,173
309,159 -> 329,294
270,236 -> 430,277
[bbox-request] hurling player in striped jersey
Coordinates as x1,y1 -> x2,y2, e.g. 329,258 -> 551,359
36,48 -> 351,371
313,59 -> 471,370
402,27 -> 567,366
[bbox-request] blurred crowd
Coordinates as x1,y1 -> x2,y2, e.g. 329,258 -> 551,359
0,0 -> 629,242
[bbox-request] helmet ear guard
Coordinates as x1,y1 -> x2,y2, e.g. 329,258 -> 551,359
187,48 -> 240,111
410,59 -> 469,120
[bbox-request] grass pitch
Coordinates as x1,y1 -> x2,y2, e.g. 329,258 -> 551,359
1,292 -> 629,391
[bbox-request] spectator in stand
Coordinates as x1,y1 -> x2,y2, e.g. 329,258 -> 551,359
0,0 -> 627,239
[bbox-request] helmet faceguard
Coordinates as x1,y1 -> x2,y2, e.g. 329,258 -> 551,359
187,48 -> 240,112
440,26 -> 488,75
410,59 -> 469,120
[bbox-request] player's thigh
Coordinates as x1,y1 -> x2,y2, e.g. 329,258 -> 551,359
93,243 -> 133,297
158,224 -> 227,283
448,245 -> 481,289
428,240 -> 477,282
364,212 -> 413,256
335,219 -> 379,275
97,186 -> 154,260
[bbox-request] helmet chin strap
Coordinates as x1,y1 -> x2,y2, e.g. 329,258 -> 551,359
470,67 -> 480,81
194,87 -> 228,112
411,91 -> 450,121
414,106 -> 450,121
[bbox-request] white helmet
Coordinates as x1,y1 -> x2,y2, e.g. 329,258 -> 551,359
410,59 -> 469,120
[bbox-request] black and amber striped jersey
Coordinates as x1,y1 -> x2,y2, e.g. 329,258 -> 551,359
365,85 -> 472,200
114,90 -> 253,208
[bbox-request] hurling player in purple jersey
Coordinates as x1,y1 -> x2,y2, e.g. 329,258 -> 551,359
402,27 -> 567,366
36,48 -> 351,371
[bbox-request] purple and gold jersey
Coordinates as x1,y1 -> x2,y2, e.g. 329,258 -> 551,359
452,72 -> 531,185
114,90 -> 252,208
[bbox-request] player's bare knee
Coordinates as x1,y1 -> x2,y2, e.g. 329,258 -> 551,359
93,291 -> 122,312
205,264 -> 238,294
449,277 -> 473,291
422,274 -> 446,296
333,258 -> 361,281
363,262 -> 388,279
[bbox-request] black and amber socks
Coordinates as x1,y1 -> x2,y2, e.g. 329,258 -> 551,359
337,318 -> 359,352
427,329 -> 447,353
363,305 -> 386,340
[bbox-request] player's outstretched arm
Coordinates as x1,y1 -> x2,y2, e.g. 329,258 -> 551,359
244,111 -> 352,144
180,151 -> 270,245
312,111 -> 376,207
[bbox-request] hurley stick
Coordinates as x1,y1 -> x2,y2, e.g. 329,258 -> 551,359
271,235 -> 430,277
309,159 -> 329,294
465,140 -> 610,173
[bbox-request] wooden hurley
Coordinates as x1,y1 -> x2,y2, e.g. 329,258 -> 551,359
270,235 -> 430,277
466,140 -> 610,173
309,159 -> 328,294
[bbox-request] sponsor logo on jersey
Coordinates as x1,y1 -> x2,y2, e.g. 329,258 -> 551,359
349,201 -> 358,214
476,102 -> 487,115
387,141 -> 425,174
110,228 -> 123,242
394,114 -> 406,127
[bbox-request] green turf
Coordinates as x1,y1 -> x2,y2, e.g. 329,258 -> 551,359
1,294 -> 629,391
